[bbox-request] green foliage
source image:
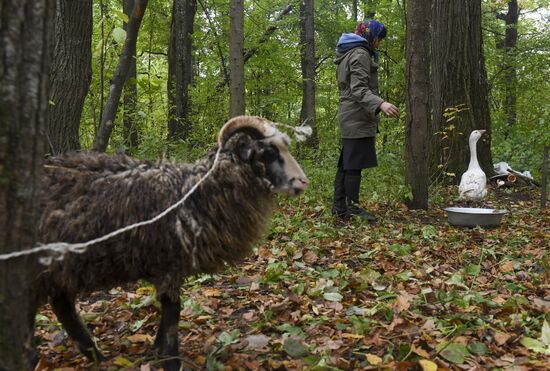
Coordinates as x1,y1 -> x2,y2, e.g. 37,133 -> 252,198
77,0 -> 549,202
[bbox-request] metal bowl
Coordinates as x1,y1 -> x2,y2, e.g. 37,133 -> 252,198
444,207 -> 508,227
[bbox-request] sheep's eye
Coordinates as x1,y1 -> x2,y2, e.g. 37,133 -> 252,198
263,147 -> 279,163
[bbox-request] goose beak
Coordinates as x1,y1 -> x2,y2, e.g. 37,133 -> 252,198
479,129 -> 486,135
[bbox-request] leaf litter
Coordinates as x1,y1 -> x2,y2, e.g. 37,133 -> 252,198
34,187 -> 549,369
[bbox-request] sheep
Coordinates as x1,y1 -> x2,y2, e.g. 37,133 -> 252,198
34,116 -> 308,370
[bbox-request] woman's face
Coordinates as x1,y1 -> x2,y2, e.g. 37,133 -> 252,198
373,37 -> 381,50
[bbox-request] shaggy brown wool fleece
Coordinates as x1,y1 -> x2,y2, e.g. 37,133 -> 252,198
37,144 -> 273,302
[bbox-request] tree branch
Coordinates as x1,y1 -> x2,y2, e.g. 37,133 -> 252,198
93,0 -> 148,152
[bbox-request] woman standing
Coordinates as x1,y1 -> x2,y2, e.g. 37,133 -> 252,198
332,19 -> 399,222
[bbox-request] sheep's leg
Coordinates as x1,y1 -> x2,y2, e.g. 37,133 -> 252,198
154,293 -> 181,371
50,292 -> 105,362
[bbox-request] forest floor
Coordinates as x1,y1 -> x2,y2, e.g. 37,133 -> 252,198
35,186 -> 549,370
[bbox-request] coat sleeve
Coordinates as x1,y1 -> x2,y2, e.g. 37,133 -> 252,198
348,50 -> 384,115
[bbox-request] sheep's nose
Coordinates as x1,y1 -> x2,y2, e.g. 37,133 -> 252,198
295,177 -> 308,191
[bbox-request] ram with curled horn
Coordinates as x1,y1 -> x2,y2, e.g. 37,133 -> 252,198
33,115 -> 308,370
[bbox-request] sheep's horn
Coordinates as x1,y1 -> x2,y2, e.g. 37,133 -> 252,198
217,115 -> 276,147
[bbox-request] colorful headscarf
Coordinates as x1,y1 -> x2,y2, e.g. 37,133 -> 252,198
355,19 -> 385,62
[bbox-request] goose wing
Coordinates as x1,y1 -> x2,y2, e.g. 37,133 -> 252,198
459,170 -> 487,200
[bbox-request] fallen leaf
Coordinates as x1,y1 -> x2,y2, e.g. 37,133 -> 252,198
418,359 -> 438,371
202,288 -> 222,297
127,333 -> 153,343
303,250 -> 318,264
500,261 -> 514,273
366,353 -> 382,365
467,341 -> 489,355
113,356 -> 134,367
323,292 -> 343,302
439,343 -> 470,364
494,332 -> 511,345
412,344 -> 431,358
492,296 -> 507,304
395,291 -> 413,313
245,334 -> 270,350
341,333 -> 364,339
283,337 -> 309,358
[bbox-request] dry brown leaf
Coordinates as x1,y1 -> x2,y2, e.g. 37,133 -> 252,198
341,333 -> 364,339
412,344 -> 431,358
395,291 -> 413,313
127,333 -> 153,343
303,250 -> 318,264
494,332 -> 511,345
500,261 -> 514,273
202,288 -> 222,297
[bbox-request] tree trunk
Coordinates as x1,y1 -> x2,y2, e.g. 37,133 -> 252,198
431,0 -> 493,181
123,0 -> 140,151
217,4 -> 293,90
47,0 -> 93,155
299,0 -> 318,148
93,0 -> 148,152
0,0 -> 54,368
496,0 -> 519,135
405,0 -> 431,209
229,0 -> 245,117
168,0 -> 197,140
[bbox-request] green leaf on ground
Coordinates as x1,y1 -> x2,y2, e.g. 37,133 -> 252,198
439,343 -> 470,364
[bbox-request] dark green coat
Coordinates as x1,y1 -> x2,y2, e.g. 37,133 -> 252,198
335,47 -> 384,138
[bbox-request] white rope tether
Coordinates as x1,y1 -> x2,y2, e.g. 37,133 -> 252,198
0,148 -> 223,265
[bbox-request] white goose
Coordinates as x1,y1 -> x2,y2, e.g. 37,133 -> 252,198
459,130 -> 487,201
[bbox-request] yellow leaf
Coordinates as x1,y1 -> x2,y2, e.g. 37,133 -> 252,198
341,333 -> 364,339
412,344 -> 431,358
366,353 -> 383,365
136,286 -> 155,296
127,333 -> 153,343
203,288 -> 222,297
419,359 -> 438,371
113,356 -> 134,367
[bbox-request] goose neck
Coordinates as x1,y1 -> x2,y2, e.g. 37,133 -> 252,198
468,139 -> 480,169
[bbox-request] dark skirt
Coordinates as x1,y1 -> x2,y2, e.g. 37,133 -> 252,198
338,137 -> 377,170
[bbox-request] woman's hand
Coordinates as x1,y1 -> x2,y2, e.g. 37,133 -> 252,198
380,102 -> 399,118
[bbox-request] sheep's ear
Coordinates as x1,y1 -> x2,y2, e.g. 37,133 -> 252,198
218,116 -> 274,148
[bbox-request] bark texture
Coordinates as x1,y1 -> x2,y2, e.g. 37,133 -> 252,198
93,0 -> 148,152
47,0 -> 93,154
496,0 -> 519,133
299,0 -> 318,148
123,0 -> 140,150
405,0 -> 431,209
229,0 -> 245,117
431,0 -> 493,180
0,0 -> 54,368
167,0 -> 196,140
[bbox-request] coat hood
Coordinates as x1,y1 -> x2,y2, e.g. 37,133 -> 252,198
335,33 -> 369,64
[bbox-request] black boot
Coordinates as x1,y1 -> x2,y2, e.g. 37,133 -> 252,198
344,173 -> 377,223
332,166 -> 347,216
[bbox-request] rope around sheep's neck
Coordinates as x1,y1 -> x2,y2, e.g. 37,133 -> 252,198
0,147 -> 223,265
